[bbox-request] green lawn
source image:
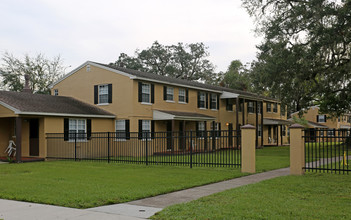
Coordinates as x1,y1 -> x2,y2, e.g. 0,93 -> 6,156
152,173 -> 351,220
0,146 -> 290,208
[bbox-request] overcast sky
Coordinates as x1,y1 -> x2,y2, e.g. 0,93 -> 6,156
0,0 -> 261,73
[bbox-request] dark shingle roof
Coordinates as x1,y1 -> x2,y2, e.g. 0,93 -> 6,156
0,91 -> 115,117
93,62 -> 279,102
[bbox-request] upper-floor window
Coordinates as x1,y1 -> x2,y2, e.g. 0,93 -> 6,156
164,86 -> 174,101
94,84 -> 112,104
99,85 -> 109,104
226,99 -> 233,111
348,116 -> 351,123
198,92 -> 206,109
257,102 -> 262,114
179,88 -> 186,103
210,94 -> 218,110
54,89 -> 58,96
69,119 -> 86,141
142,83 -> 151,103
317,115 -> 327,123
267,103 -> 272,112
281,105 -> 286,116
273,103 -> 278,113
248,101 -> 255,113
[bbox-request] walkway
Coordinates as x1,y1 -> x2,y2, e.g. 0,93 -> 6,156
0,168 -> 290,220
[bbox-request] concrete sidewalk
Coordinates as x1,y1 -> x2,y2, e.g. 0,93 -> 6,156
0,168 -> 290,220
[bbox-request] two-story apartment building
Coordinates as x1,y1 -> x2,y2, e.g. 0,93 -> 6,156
50,61 -> 290,149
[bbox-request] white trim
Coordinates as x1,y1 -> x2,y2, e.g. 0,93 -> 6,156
141,102 -> 152,105
178,101 -> 187,104
97,103 -> 109,106
153,110 -> 214,121
17,112 -> 115,118
166,100 -> 175,103
220,91 -> 239,99
0,101 -> 20,113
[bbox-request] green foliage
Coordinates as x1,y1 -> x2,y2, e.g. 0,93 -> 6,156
0,52 -> 65,94
152,173 -> 351,219
242,0 -> 351,115
110,41 -> 219,84
292,115 -> 309,127
220,60 -> 252,91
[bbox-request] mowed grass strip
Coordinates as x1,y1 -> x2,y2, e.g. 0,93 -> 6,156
152,173 -> 351,220
0,161 -> 244,208
0,146 -> 290,208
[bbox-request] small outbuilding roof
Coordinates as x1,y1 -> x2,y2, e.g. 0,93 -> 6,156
0,91 -> 115,118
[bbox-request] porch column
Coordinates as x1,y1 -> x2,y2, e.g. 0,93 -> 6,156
277,126 -> 279,146
15,117 -> 22,163
172,120 -> 175,152
261,101 -> 264,147
281,125 -> 283,145
242,98 -> 245,126
236,98 -> 239,148
255,100 -> 258,148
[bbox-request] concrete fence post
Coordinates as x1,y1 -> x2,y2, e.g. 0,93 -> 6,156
241,124 -> 256,173
289,124 -> 305,175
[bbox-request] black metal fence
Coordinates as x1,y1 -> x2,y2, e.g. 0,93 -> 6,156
303,128 -> 351,174
46,130 -> 241,168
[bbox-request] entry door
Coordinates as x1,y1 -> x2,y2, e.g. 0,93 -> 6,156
29,119 -> 39,156
228,123 -> 233,147
166,121 -> 172,150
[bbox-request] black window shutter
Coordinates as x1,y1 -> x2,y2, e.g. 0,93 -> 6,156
138,82 -> 142,102
316,115 -> 319,122
151,120 -> 155,139
94,85 -> 98,104
163,86 -> 167,100
138,120 -> 143,139
186,89 -> 189,103
151,84 -> 155,103
108,84 -> 112,103
217,94 -> 220,110
196,122 -> 199,137
125,120 -> 130,140
64,118 -> 69,141
324,115 -> 327,122
206,93 -> 209,109
210,94 -> 214,109
218,123 -> 221,137
197,91 -> 200,108
87,119 -> 92,140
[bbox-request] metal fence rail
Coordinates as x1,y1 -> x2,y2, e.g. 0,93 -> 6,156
46,130 -> 241,168
303,128 -> 351,174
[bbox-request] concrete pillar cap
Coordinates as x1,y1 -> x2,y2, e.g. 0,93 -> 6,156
241,124 -> 255,129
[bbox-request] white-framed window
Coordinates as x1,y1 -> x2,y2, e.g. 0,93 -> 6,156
258,125 -> 262,137
69,119 -> 86,141
142,83 -> 151,103
115,120 -> 126,140
267,103 -> 272,112
98,84 -> 109,104
142,120 -> 151,140
257,102 -> 262,114
317,115 -> 326,123
211,94 -> 217,110
210,122 -> 220,137
166,87 -> 174,101
282,126 -> 286,136
248,102 -> 254,113
179,88 -> 186,103
54,89 -> 58,96
197,121 -> 205,137
199,92 -> 206,109
273,103 -> 278,113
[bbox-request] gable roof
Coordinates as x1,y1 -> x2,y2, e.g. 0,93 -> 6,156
51,61 -> 279,102
0,91 -> 115,118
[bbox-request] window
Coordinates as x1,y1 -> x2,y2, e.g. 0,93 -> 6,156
348,116 -> 351,123
179,88 -> 186,102
267,103 -> 272,112
69,119 -> 86,141
210,122 -> 221,137
115,120 -> 126,140
317,115 -> 326,123
54,89 -> 58,96
142,83 -> 151,103
282,126 -> 286,136
197,121 -> 206,137
210,94 -> 217,110
258,125 -> 262,137
273,103 -> 278,113
98,85 -> 109,104
198,92 -> 206,109
166,87 -> 174,101
142,120 -> 151,139
281,105 -> 286,116
226,99 -> 233,111
248,102 -> 255,113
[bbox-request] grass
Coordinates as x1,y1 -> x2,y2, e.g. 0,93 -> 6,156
152,173 -> 351,220
0,146 -> 290,208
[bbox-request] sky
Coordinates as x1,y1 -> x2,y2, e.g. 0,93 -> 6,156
0,0 -> 261,73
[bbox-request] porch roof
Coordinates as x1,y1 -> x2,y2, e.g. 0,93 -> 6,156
340,125 -> 351,129
153,110 -> 215,121
0,91 -> 115,118
306,120 -> 329,129
263,118 -> 293,125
